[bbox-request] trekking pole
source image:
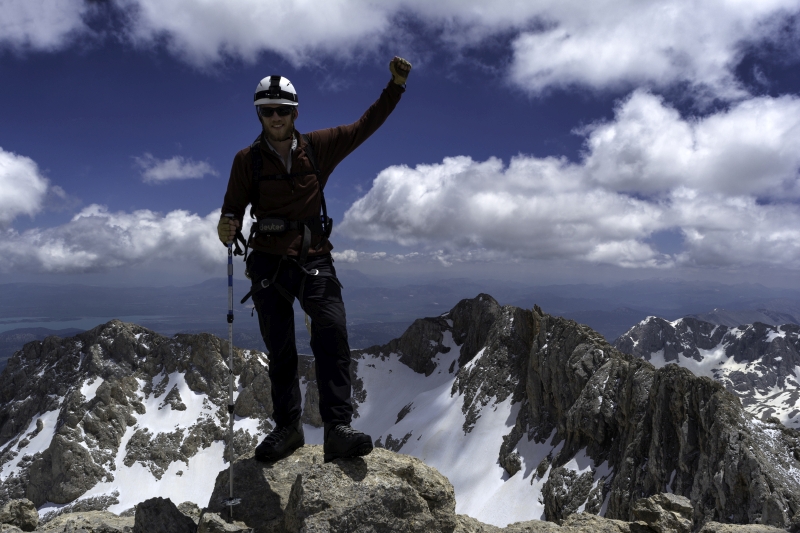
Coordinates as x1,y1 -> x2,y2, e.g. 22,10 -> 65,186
221,214 -> 241,519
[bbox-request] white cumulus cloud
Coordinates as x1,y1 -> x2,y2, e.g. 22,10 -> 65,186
508,0 -> 800,97
582,91 -> 800,197
117,0 -> 390,66
134,153 -> 218,183
0,205 -> 233,273
108,0 -> 799,98
340,92 -> 800,269
0,147 -> 50,226
0,0 -> 90,50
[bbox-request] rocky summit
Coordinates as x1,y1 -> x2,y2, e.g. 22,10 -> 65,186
0,294 -> 797,531
0,463 -> 792,532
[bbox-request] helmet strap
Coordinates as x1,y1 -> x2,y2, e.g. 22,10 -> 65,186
281,130 -> 294,142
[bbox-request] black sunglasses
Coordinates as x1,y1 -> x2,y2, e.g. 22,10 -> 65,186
258,105 -> 294,118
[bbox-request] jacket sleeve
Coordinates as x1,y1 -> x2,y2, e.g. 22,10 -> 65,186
307,80 -> 404,189
220,148 -> 252,225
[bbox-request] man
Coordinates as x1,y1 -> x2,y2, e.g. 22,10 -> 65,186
217,57 -> 411,463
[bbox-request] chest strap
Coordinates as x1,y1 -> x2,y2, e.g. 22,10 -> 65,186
241,134 -> 333,263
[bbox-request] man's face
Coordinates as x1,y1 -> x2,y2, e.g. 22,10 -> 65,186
258,104 -> 298,142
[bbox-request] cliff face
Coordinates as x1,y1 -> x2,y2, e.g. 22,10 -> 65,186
520,306 -> 800,527
356,296 -> 800,528
614,316 -> 800,428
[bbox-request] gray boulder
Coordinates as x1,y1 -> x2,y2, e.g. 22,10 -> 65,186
631,493 -> 692,533
454,512 -> 632,532
206,445 -> 456,533
0,499 -> 37,531
197,512 -> 251,532
178,501 -> 202,524
697,523 -> 789,532
133,497 -> 195,533
33,510 -> 133,532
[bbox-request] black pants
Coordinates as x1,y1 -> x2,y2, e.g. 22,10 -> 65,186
247,251 -> 352,428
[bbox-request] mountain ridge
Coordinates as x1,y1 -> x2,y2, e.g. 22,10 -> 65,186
614,316 -> 800,429
0,295 -> 797,529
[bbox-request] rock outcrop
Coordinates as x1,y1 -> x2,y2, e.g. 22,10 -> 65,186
358,296 -> 800,528
206,445 -> 456,533
197,511 -> 251,532
630,493 -> 693,532
132,497 -> 195,533
31,510 -> 133,532
697,523 -> 788,533
0,499 -> 37,531
519,305 -> 800,527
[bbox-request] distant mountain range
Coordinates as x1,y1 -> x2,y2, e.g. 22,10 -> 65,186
3,277 -> 800,371
686,304 -> 800,327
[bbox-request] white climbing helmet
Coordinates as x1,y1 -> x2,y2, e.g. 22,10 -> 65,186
253,76 -> 298,107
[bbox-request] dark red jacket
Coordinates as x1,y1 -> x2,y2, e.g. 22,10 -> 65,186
221,80 -> 404,257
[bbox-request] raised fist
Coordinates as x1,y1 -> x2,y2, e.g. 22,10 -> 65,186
390,57 -> 412,85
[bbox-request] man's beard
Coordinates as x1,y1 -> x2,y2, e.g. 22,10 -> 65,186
264,120 -> 294,142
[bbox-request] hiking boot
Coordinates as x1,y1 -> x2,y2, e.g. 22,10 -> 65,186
255,420 -> 304,462
323,423 -> 373,463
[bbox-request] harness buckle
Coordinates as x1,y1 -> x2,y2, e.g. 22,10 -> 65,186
257,218 -> 288,234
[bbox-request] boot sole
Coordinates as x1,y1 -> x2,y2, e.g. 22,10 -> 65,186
254,440 -> 305,463
323,442 -> 373,463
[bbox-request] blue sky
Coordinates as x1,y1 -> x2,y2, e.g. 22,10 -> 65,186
2,0 -> 800,287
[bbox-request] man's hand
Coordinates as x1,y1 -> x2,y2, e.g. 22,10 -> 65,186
217,216 -> 239,245
390,57 -> 412,85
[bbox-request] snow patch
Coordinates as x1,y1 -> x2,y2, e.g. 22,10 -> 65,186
80,377 -> 104,402
140,372 -> 214,431
766,327 -> 787,342
1,406 -> 62,481
75,437 -> 227,515
353,348 -> 563,526
461,348 -> 485,372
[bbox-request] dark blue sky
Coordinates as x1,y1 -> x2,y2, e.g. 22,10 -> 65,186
2,1 -> 800,287
0,35 -> 611,222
